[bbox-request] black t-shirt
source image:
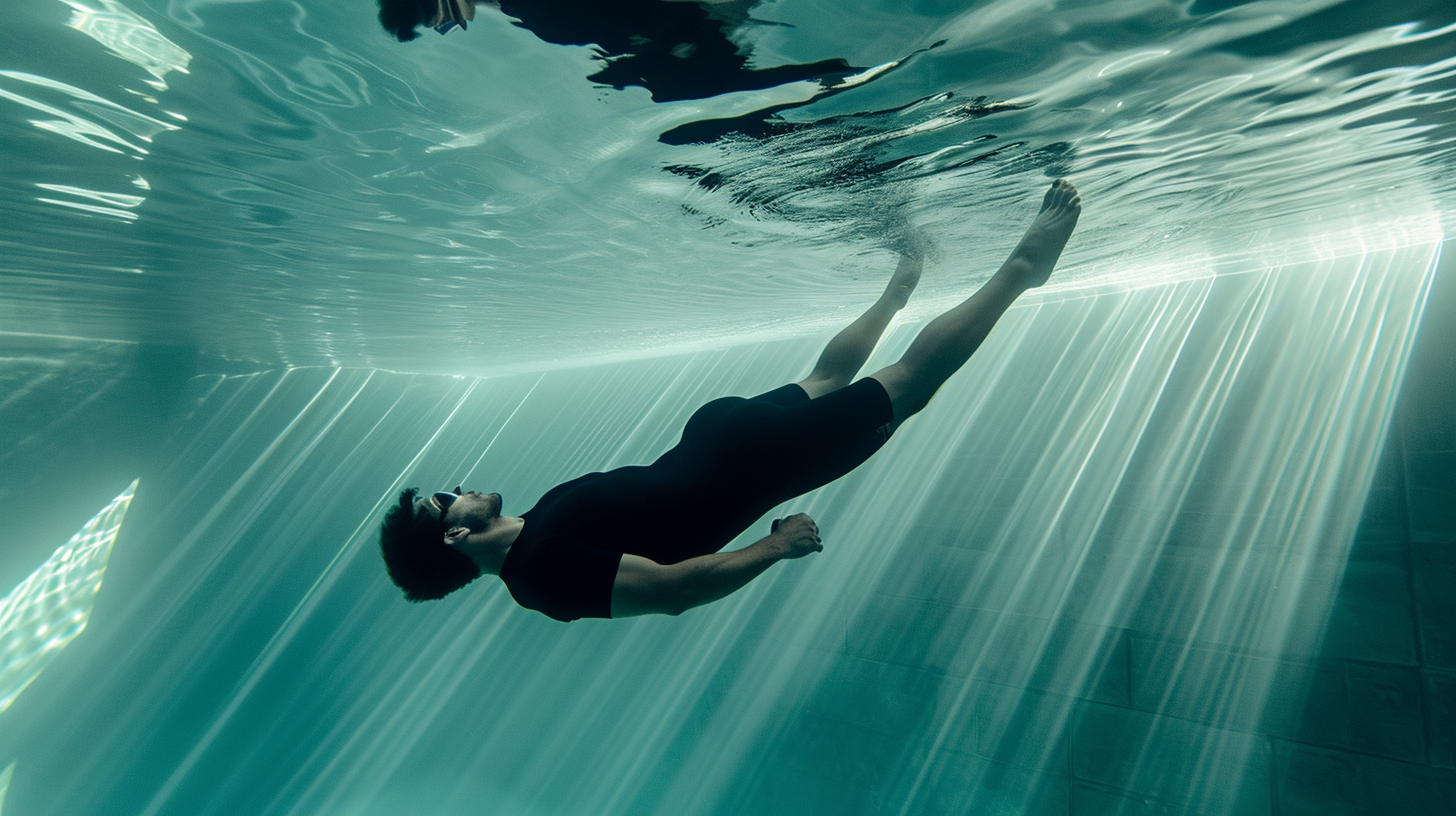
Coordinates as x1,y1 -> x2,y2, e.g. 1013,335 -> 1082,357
498,379 -> 894,621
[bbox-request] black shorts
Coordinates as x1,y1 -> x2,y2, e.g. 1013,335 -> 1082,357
746,377 -> 897,439
678,377 -> 896,504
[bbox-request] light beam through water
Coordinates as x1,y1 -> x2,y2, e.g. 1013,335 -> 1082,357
7,233 -> 1435,816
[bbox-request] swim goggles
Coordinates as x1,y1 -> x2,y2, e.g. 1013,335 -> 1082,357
432,491 -> 460,513
432,0 -> 470,35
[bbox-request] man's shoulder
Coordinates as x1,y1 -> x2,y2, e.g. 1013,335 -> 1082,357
528,470 -> 607,515
499,531 -> 623,623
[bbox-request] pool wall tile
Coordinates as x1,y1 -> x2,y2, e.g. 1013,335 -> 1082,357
1426,670 -> 1456,770
1070,702 -> 1271,814
1272,740 -> 1456,816
1413,540 -> 1456,670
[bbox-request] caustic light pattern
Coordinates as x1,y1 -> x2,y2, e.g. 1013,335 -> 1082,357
0,479 -> 137,714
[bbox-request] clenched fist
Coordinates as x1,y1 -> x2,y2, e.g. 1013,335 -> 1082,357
770,513 -> 822,559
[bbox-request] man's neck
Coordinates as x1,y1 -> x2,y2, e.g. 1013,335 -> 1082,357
470,516 -> 525,576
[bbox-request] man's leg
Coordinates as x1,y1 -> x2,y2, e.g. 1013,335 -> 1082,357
797,242 -> 925,400
869,180 -> 1081,420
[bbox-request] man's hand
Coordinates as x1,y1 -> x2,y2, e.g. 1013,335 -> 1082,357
771,513 -> 822,558
614,513 -> 823,617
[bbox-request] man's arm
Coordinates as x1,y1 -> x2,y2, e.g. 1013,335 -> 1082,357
610,514 -> 822,618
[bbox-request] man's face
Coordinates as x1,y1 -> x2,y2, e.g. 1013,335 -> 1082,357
424,487 -> 502,531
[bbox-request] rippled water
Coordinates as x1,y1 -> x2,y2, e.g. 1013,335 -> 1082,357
3,0 -> 1454,374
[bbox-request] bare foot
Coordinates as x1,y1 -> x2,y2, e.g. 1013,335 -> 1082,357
1004,179 -> 1081,289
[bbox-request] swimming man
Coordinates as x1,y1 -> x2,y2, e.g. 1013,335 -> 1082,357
380,180 -> 1082,621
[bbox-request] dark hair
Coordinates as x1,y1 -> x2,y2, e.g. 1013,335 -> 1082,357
378,0 -> 439,42
379,487 -> 481,601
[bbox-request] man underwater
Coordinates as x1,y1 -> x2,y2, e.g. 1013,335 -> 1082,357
379,180 -> 1082,621
377,0 -> 866,102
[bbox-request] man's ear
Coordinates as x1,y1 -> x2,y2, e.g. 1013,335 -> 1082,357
444,527 -> 470,548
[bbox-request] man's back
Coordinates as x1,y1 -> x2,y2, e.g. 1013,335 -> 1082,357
500,381 -> 894,620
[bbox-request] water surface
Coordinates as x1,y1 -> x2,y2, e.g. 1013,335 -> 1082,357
3,0 -> 1452,373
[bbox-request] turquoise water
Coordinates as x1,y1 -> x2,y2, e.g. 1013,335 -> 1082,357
3,0 -> 1453,372
1,1 -> 1453,814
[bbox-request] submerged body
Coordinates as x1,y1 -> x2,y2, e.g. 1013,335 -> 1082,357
379,180 -> 1083,621
504,379 -> 892,620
